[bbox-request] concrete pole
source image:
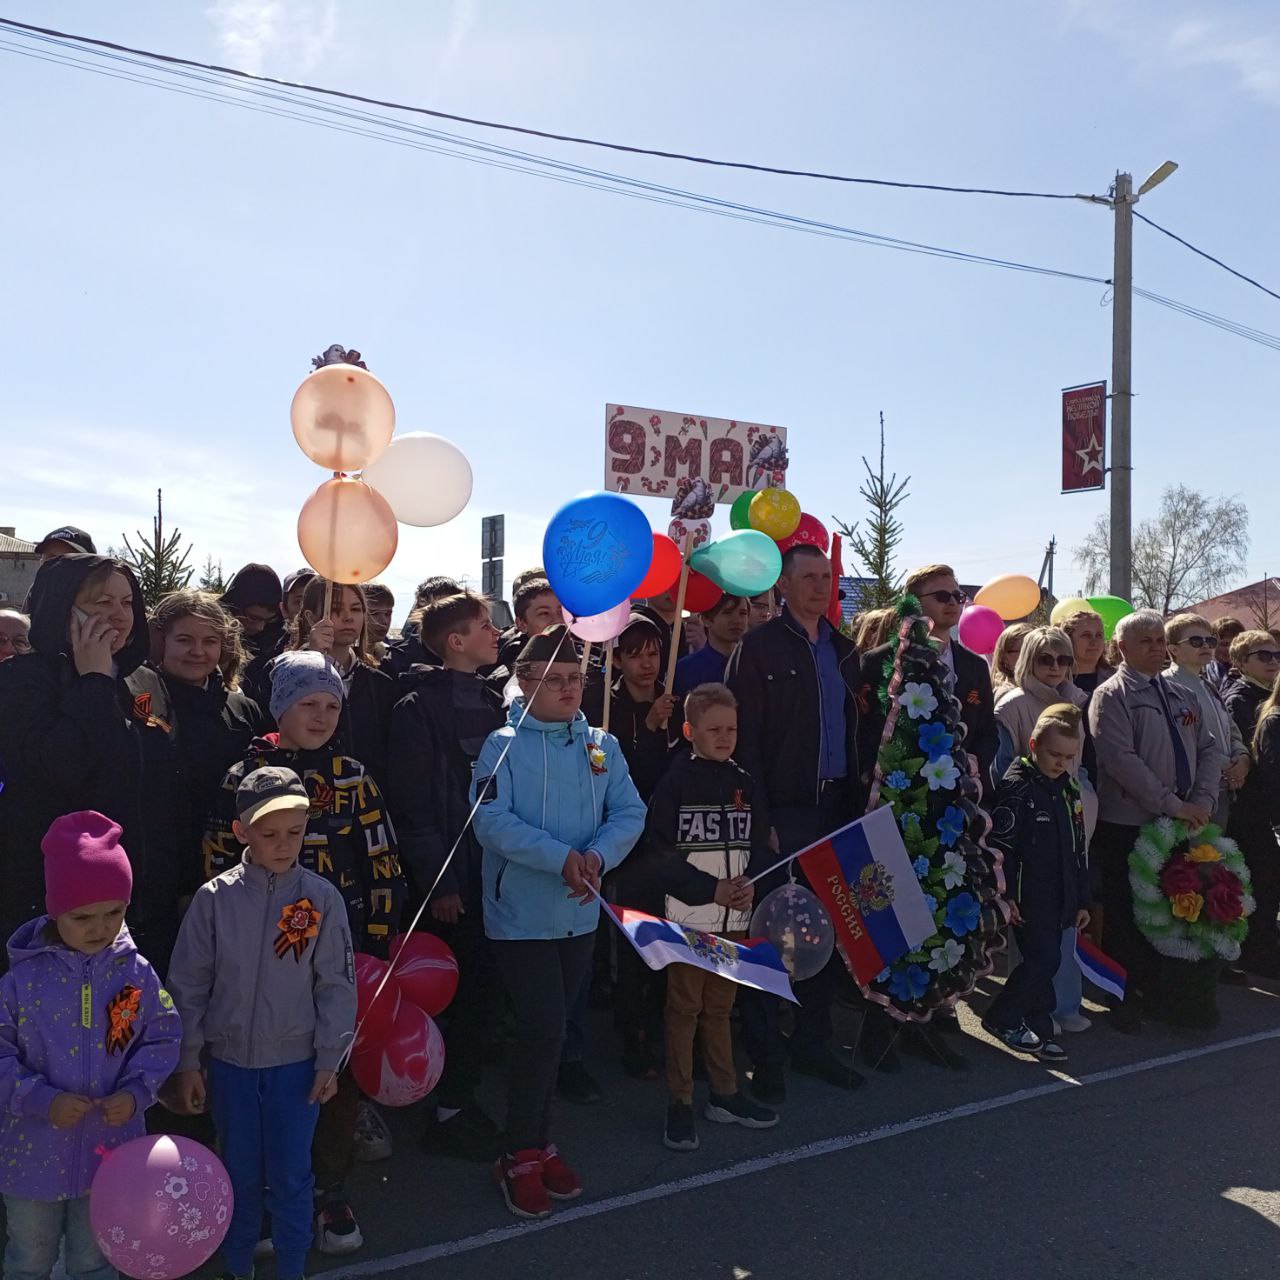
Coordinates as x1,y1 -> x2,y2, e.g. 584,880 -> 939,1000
1109,171 -> 1134,600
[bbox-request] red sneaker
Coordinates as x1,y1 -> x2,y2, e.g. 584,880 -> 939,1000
540,1143 -> 583,1200
493,1149 -> 552,1220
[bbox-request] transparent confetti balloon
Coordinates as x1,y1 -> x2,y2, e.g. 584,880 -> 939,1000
749,883 -> 835,982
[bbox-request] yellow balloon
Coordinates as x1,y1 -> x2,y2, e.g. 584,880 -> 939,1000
974,573 -> 1041,621
748,487 -> 801,540
1050,596 -> 1093,625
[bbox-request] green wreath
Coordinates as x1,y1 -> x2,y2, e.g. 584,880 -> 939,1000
1129,818 -> 1255,962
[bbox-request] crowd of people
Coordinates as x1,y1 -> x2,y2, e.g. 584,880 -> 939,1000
0,521 -> 1277,1279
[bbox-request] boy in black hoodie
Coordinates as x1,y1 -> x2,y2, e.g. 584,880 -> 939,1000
643,683 -> 777,1152
386,591 -> 507,1160
983,703 -> 1090,1064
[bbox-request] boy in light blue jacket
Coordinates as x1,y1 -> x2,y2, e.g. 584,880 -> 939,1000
471,625 -> 645,1221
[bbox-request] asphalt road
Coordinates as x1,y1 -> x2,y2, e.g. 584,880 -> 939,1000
302,976 -> 1280,1280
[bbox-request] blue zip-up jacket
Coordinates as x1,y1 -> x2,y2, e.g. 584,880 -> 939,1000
471,700 -> 646,940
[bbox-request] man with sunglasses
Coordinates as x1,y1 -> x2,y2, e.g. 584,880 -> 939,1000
1088,610 -> 1223,1031
1222,629 -> 1280,742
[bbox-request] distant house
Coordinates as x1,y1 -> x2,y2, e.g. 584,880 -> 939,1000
0,528 -> 39,609
1188,578 -> 1280,631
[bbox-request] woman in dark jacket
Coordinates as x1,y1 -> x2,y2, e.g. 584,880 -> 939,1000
0,555 -> 151,958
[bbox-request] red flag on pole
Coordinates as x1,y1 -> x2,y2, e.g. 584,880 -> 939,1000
1062,382 -> 1107,493
827,533 -> 844,628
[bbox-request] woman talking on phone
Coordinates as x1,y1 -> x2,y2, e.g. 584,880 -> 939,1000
0,553 -> 151,964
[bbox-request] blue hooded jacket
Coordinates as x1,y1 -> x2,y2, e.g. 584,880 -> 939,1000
471,700 -> 646,940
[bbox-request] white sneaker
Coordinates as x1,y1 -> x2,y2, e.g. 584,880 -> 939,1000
353,1099 -> 392,1162
1058,1013 -> 1092,1033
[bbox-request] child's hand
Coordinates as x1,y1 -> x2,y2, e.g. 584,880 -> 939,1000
430,893 -> 465,924
176,1069 -> 207,1114
713,878 -> 742,908
582,850 -> 603,895
728,876 -> 754,912
98,1091 -> 137,1127
1075,908 -> 1091,931
1006,900 -> 1024,926
645,693 -> 677,732
306,616 -> 336,654
562,850 -> 593,903
49,1093 -> 94,1129
310,1071 -> 338,1105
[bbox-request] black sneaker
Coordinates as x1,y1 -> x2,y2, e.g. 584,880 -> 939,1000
556,1060 -> 602,1105
980,1019 -> 1043,1055
1035,1040 -> 1069,1062
313,1199 -> 364,1255
790,1048 -> 865,1090
705,1091 -> 779,1129
663,1101 -> 699,1151
419,1103 -> 503,1163
748,1063 -> 786,1106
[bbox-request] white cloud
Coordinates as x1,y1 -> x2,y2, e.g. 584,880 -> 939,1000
205,0 -> 338,76
1166,18 -> 1280,105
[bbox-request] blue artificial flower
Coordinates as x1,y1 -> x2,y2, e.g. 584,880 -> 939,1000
886,769 -> 911,791
888,963 -> 931,1002
917,721 -> 955,762
900,812 -> 922,831
922,894 -> 938,915
913,855 -> 931,878
938,805 -> 967,848
944,891 -> 982,937
874,967 -> 891,984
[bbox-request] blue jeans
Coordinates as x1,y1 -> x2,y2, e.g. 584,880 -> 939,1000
2,1194 -> 116,1280
208,1057 -> 320,1279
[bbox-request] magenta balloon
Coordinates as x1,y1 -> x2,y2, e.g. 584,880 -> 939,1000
956,604 -> 1005,656
562,599 -> 632,643
90,1135 -> 233,1279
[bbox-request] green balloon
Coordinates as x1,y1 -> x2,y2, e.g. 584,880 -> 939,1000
729,490 -> 755,531
1086,594 -> 1134,639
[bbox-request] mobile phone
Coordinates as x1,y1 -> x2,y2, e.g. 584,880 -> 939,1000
72,606 -> 91,625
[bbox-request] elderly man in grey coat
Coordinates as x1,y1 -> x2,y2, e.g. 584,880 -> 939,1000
1087,609 -> 1223,1031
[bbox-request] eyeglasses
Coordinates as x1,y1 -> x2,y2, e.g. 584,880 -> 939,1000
539,672 -> 586,692
1034,653 -> 1074,668
923,590 -> 968,605
1177,635 -> 1216,649
1248,650 -> 1280,664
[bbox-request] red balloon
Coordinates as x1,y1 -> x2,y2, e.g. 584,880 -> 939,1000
630,533 -> 682,599
350,1001 -> 445,1107
388,932 -> 459,1017
354,953 -> 400,1053
776,513 -> 829,555
681,569 -> 724,613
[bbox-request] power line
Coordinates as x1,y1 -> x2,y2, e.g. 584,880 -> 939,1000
0,14 -> 1091,201
1135,210 -> 1280,304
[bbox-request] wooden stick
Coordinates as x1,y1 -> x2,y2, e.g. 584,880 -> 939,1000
603,643 -> 614,732
664,530 -> 695,693
580,640 -> 593,674
322,577 -> 334,619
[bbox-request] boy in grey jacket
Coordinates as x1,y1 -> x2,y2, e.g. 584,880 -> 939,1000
168,766 -> 356,1280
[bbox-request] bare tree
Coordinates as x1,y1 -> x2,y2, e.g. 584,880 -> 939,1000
1074,484 -> 1249,613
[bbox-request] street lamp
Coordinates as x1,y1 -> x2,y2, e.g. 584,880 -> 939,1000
1106,159 -> 1177,601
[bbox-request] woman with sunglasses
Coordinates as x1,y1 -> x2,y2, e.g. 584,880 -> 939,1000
1222,630 -> 1280,743
994,626 -> 1096,1033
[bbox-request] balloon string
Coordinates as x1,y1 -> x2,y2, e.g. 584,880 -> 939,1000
333,626 -> 575,1080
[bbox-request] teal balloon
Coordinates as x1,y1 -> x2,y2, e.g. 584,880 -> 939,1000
690,530 -> 783,597
1086,594 -> 1134,639
729,491 -> 755,531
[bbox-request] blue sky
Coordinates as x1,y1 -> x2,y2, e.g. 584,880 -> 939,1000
2,1 -> 1277,619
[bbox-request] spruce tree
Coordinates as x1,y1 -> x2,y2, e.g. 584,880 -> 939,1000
121,488 -> 194,608
834,412 -> 910,609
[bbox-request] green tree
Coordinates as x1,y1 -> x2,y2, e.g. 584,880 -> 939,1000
833,412 -> 911,610
120,488 -> 193,608
198,555 -> 226,594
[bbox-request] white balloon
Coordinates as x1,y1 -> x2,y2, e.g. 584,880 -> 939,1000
361,432 -> 473,527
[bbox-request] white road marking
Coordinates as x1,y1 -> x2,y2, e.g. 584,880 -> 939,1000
324,1025 -> 1280,1277
1222,1186 -> 1280,1225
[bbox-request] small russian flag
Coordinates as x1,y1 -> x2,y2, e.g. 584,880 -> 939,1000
1075,932 -> 1126,1000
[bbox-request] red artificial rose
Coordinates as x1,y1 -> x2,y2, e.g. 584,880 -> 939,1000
1208,864 -> 1243,893
1161,856 -> 1202,899
1204,881 -> 1244,924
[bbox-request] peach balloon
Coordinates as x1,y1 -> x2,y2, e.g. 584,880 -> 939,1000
297,477 -> 399,584
291,364 -> 395,472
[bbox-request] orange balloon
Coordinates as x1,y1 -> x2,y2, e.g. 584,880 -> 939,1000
290,364 -> 395,472
297,477 -> 399,584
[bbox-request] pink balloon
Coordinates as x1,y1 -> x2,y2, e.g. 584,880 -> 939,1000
290,363 -> 395,471
354,952 -> 401,1053
297,476 -> 399,584
349,1002 -> 445,1107
956,604 -> 1005,656
562,599 -> 632,643
388,932 -> 459,1017
775,513 -> 829,554
90,1136 -> 233,1280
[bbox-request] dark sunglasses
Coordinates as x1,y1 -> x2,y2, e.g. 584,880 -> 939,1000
923,590 -> 968,605
1034,653 -> 1074,668
1248,650 -> 1280,664
1178,635 -> 1216,650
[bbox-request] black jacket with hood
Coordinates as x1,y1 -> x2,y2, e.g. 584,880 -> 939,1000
0,555 -> 151,940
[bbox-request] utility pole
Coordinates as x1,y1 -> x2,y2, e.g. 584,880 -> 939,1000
1109,172 -> 1134,601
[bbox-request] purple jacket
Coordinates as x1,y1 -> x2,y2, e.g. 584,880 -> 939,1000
0,919 -> 182,1201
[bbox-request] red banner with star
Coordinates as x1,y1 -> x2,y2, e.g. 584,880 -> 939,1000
1062,382 -> 1107,493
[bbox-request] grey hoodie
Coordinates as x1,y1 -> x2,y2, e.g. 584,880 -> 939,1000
167,855 -> 356,1073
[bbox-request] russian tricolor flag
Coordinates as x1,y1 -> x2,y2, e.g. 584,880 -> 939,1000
602,904 -> 799,1004
1075,933 -> 1126,1000
796,806 -> 936,985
